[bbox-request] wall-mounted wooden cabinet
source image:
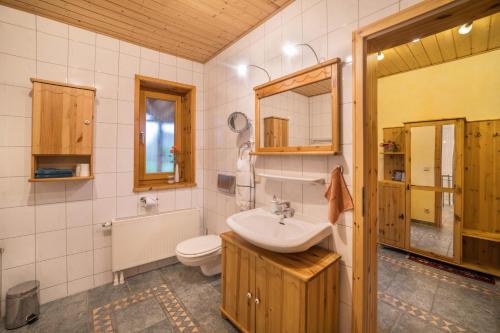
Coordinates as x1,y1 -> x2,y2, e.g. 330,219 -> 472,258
29,78 -> 95,182
221,232 -> 340,333
263,116 -> 288,148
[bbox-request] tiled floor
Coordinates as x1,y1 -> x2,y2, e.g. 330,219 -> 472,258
0,263 -> 238,333
3,251 -> 498,333
378,246 -> 500,333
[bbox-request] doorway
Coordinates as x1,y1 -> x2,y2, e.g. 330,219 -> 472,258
351,1 -> 500,332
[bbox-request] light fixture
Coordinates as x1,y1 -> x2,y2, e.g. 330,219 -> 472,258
236,64 -> 271,81
345,55 -> 353,64
412,38 -> 420,43
282,42 -> 320,64
458,22 -> 472,35
377,51 -> 384,61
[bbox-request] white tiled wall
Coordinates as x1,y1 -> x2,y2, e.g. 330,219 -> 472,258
0,5 -> 204,309
202,0 -> 422,332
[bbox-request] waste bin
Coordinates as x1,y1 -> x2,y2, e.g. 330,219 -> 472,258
5,280 -> 40,330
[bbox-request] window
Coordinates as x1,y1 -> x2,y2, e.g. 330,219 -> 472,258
134,75 -> 196,191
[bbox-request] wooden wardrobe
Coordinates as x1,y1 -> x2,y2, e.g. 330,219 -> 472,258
378,119 -> 500,277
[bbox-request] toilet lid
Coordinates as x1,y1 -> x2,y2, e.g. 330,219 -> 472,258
176,235 -> 221,256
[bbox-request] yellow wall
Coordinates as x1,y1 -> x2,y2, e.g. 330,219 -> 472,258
378,49 -> 500,222
378,48 -> 500,130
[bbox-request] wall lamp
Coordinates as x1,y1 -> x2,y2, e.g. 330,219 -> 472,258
282,43 -> 320,64
236,64 -> 271,81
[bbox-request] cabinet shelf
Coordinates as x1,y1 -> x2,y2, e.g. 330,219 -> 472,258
460,261 -> 500,277
462,229 -> 500,242
257,173 -> 325,185
29,176 -> 94,182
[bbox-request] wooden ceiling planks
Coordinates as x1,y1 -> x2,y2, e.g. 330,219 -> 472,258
378,12 -> 500,78
0,0 -> 292,63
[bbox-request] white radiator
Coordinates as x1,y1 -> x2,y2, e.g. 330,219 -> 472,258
111,208 -> 200,272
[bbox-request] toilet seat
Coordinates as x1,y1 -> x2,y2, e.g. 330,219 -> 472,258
176,235 -> 221,258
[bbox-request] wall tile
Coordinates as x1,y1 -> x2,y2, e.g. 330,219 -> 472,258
67,225 -> 93,254
0,5 -> 35,29
93,173 -> 117,199
117,100 -> 134,124
0,234 -> 35,269
0,147 -> 28,177
117,124 -> 134,148
116,195 -> 137,218
68,276 -> 94,295
37,32 -> 68,65
39,283 -> 67,304
94,122 -> 117,148
67,200 -> 92,228
0,206 -> 34,239
95,72 -> 118,99
95,98 -> 117,124
36,61 -> 67,83
68,67 -> 94,87
36,256 -> 67,289
327,0 -> 358,31
94,148 -> 117,174
95,47 -> 119,75
0,53 -> 35,88
116,172 -> 134,197
117,76 -> 134,101
92,197 -> 116,225
68,40 -> 95,70
93,224 -> 111,249
0,22 -> 36,58
0,177 -> 34,208
96,34 -> 119,51
119,53 -> 139,78
93,247 -> 111,274
119,41 -> 140,57
68,26 -> 95,45
67,251 -> 93,281
66,180 -> 93,202
1,263 -> 35,300
36,203 -> 65,233
0,85 -> 31,117
36,229 -> 66,261
139,58 -> 159,78
35,182 -> 65,205
36,16 -> 67,37
303,1 -> 327,42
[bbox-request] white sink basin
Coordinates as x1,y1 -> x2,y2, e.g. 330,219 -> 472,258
226,207 -> 332,253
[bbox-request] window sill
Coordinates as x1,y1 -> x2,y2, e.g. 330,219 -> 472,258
133,182 -> 197,192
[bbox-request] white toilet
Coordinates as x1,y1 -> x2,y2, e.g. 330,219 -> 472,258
175,234 -> 222,276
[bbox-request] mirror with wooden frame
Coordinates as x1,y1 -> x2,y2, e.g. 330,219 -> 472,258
253,59 -> 341,155
405,119 -> 464,263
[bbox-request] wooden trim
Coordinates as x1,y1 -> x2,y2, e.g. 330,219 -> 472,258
29,176 -> 94,182
30,77 -> 96,92
134,75 -> 196,192
254,60 -> 341,155
352,1 -> 497,332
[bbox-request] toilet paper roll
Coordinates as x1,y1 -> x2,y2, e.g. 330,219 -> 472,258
142,197 -> 158,208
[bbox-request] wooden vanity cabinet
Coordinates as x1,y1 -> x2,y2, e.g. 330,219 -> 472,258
221,232 -> 340,333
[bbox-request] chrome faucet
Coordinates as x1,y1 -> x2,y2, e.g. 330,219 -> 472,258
271,196 -> 295,219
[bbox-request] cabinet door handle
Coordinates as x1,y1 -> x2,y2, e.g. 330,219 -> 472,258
255,298 -> 260,305
83,120 -> 90,125
398,213 -> 404,220
246,292 -> 252,299
140,131 -> 145,144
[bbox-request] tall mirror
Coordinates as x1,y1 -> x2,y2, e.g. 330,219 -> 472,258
406,120 -> 463,261
254,59 -> 340,155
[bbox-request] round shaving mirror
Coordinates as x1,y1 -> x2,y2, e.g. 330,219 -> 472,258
227,111 -> 250,133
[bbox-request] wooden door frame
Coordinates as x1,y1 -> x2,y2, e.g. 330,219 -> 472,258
351,1 -> 500,332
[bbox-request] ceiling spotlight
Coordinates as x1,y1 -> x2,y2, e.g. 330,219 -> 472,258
412,38 -> 420,43
377,51 -> 384,61
458,22 -> 472,35
236,64 -> 248,77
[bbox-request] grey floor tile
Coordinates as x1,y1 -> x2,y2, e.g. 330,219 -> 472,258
377,301 -> 402,333
126,270 -> 166,293
88,283 -> 130,309
139,319 -> 175,333
113,298 -> 166,333
390,313 -> 443,333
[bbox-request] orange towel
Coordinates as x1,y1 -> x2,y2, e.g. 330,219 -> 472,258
324,167 -> 353,224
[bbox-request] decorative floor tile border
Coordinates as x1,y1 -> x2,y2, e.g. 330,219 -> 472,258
378,292 -> 469,333
92,284 -> 200,333
379,254 -> 500,297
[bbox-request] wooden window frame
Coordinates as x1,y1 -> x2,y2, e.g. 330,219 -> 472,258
351,1 -> 498,332
134,75 -> 196,192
